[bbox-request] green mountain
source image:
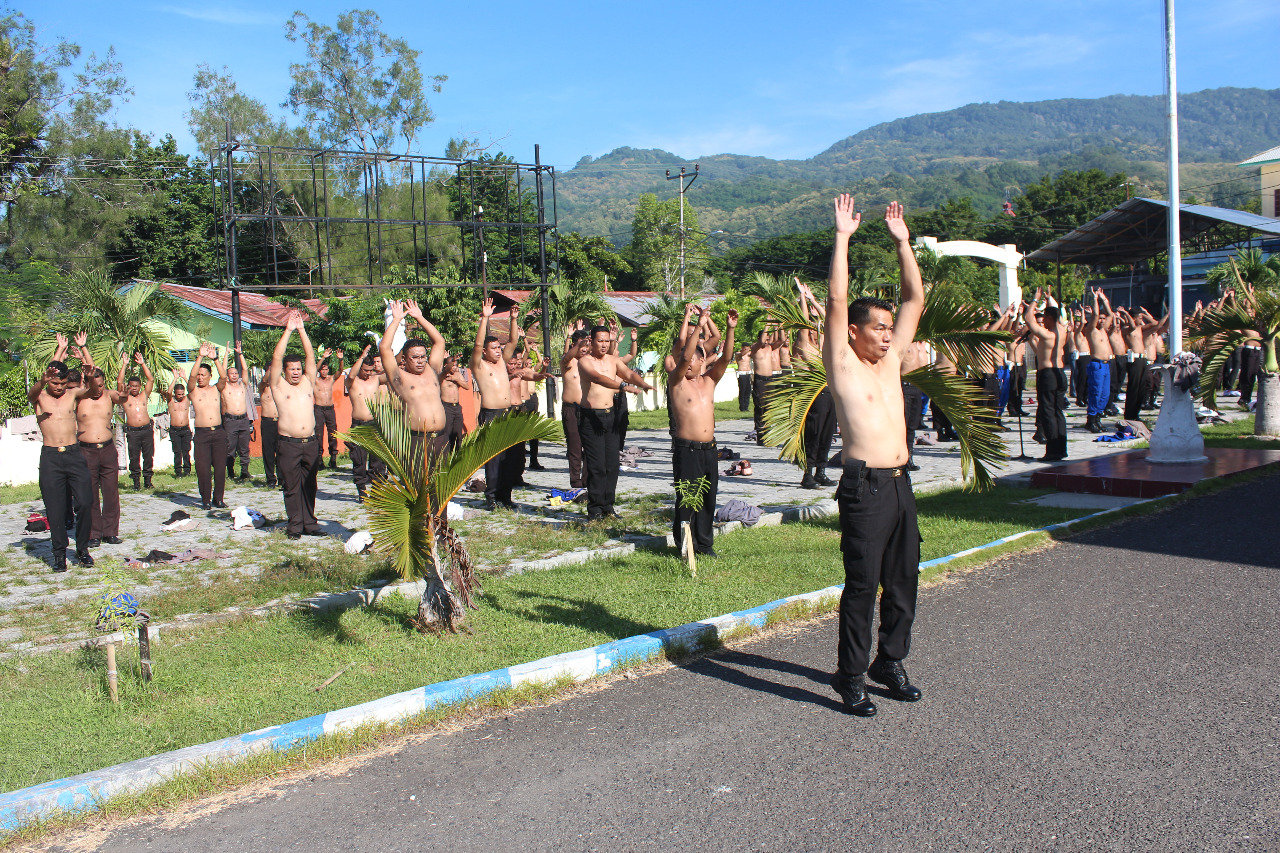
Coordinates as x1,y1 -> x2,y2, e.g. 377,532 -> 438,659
556,87 -> 1280,246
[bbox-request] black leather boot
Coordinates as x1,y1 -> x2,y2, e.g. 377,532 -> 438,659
830,673 -> 877,717
868,656 -> 922,702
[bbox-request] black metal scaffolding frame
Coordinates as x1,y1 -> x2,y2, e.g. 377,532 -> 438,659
211,134 -> 559,413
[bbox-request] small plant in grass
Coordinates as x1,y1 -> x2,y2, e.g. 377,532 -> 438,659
674,475 -> 711,576
341,397 -> 560,634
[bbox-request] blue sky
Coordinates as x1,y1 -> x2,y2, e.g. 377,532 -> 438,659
27,0 -> 1280,168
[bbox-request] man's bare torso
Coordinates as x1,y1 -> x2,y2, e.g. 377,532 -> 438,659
348,375 -> 381,422
829,353 -> 909,468
220,381 -> 247,416
751,342 -> 779,376
578,354 -> 623,409
314,375 -> 337,406
122,393 -> 151,427
271,375 -> 316,438
669,373 -> 717,442
77,392 -> 117,444
35,392 -> 81,446
258,385 -> 277,419
392,368 -> 445,432
191,386 -> 222,427
474,360 -> 512,410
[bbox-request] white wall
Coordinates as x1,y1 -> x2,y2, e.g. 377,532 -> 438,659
0,424 -> 175,488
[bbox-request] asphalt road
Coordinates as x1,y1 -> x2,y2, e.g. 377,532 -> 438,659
58,474 -> 1280,853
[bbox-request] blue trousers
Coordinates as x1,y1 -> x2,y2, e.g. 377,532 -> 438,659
1087,359 -> 1111,417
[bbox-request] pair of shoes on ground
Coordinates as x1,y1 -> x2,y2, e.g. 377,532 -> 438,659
830,657 -> 922,717
483,499 -> 519,512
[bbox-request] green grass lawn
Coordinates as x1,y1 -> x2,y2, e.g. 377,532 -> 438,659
0,484 -> 1084,792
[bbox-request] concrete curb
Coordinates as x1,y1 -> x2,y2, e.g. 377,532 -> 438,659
0,495 -> 1158,834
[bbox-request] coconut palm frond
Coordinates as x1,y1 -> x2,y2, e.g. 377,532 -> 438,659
338,398 -> 420,485
362,473 -> 436,582
432,410 -> 562,506
740,271 -> 793,305
906,365 -> 1005,491
761,358 -> 828,464
1190,296 -> 1272,403
764,297 -> 820,337
916,288 -> 1008,375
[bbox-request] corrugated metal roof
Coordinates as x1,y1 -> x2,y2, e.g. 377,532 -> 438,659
1025,198 -> 1280,266
1239,145 -> 1280,167
124,281 -> 334,328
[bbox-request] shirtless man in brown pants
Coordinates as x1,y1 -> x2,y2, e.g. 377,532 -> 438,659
75,349 -> 125,549
118,352 -> 156,490
269,311 -> 322,538
439,353 -> 469,456
668,306 -> 736,557
29,335 -> 95,570
161,367 -> 192,477
313,348 -> 344,470
345,343 -> 388,501
218,343 -> 254,482
188,342 -> 228,509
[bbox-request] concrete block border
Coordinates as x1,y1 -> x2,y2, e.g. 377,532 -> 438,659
0,496 -> 1160,834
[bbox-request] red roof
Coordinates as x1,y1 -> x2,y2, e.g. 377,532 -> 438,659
134,281 -> 333,328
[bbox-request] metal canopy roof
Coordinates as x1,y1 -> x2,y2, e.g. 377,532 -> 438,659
1025,198 -> 1280,266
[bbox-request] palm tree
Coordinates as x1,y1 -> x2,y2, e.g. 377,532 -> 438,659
1192,262 -> 1280,436
520,282 -> 616,360
1205,248 -> 1280,297
761,287 -> 1009,489
341,398 -> 562,632
30,271 -> 191,380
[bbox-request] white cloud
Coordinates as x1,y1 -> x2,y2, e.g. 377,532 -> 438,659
153,5 -> 276,26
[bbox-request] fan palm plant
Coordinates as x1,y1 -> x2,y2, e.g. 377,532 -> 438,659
1191,265 -> 1280,436
340,398 -> 562,633
1205,248 -> 1280,296
30,271 -> 191,381
761,286 -> 1009,489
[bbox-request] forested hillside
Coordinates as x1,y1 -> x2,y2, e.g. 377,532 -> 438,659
557,87 -> 1279,246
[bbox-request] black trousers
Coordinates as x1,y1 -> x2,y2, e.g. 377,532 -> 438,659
125,425 -> 154,482
737,374 -> 751,411
1036,367 -> 1069,457
579,406 -> 622,518
1074,354 -> 1093,407
194,426 -> 227,504
169,425 -> 192,474
479,407 -> 521,504
40,446 -> 92,557
1223,347 -> 1242,391
902,382 -> 924,460
803,387 -> 837,471
614,390 -> 630,449
1008,364 -> 1028,416
442,402 -> 465,456
259,417 -> 279,485
349,417 -> 388,497
835,459 -> 920,680
277,436 -> 320,535
1239,346 -> 1263,405
80,442 -> 120,539
562,402 -> 585,488
520,395 -> 539,469
1123,356 -> 1150,421
1110,354 -> 1128,406
752,375 -> 772,441
224,416 -> 252,475
314,405 -> 338,458
672,438 -> 718,555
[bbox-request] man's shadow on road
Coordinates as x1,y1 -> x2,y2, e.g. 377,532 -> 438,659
678,648 -> 847,712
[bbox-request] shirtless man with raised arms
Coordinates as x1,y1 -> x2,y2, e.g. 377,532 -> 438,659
380,299 -> 447,458
218,342 -> 254,482
1023,288 -> 1069,461
471,299 -> 524,510
313,347 -> 344,470
749,323 -> 784,445
161,367 -> 192,477
560,325 -> 592,490
825,196 -> 926,718
345,343 -> 388,501
188,342 -> 227,509
1083,288 -> 1115,433
269,311 -> 321,538
76,347 -> 125,549
668,306 -> 736,557
257,375 -> 279,488
118,352 -> 156,490
29,334 -> 95,571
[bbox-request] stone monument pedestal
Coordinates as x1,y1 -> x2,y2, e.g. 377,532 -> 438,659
1146,368 -> 1208,465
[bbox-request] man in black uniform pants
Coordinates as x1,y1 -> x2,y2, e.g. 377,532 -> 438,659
825,195 -> 926,718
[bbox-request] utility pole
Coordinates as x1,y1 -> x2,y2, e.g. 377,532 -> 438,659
666,165 -> 698,298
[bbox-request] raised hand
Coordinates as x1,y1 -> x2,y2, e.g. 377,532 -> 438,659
55,332 -> 68,349
629,327 -> 637,341
74,331 -> 88,348
335,348 -> 344,361
320,347 -> 331,360
726,309 -> 739,328
405,299 -> 424,320
833,193 -> 861,237
481,297 -> 494,318
235,340 -> 243,354
134,351 -> 145,365
884,201 -> 909,243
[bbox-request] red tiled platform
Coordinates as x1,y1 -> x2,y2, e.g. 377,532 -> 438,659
1029,447 -> 1280,498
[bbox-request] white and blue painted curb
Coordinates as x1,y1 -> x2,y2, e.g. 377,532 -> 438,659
0,496 -> 1162,834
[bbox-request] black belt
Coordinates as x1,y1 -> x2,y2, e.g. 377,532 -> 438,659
195,425 -> 223,433
480,407 -> 510,416
125,423 -> 153,431
44,444 -> 79,453
169,424 -> 191,431
586,407 -> 614,415
261,416 -> 277,422
278,435 -> 316,444
351,417 -> 376,426
315,404 -> 335,410
443,401 -> 462,409
222,413 -> 248,420
866,466 -> 905,478
562,401 -> 581,409
79,440 -> 112,449
673,438 -> 716,450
